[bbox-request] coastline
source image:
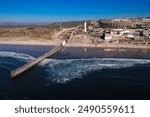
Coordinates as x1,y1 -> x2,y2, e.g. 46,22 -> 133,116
65,43 -> 150,49
0,37 -> 59,46
0,37 -> 150,49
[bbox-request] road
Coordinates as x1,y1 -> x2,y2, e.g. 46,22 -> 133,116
52,28 -> 76,39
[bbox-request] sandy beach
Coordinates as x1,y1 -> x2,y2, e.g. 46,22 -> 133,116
0,37 -> 59,46
0,37 -> 150,49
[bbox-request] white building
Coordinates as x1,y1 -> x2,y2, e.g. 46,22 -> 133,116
121,30 -> 134,38
143,29 -> 150,37
142,19 -> 150,22
113,18 -> 129,22
111,29 -> 124,36
105,34 -> 112,42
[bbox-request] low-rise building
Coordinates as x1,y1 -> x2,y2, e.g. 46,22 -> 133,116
105,34 -> 112,42
110,29 -> 123,36
121,30 -> 134,39
143,29 -> 150,38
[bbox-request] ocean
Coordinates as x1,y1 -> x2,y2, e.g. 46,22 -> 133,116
0,45 -> 150,100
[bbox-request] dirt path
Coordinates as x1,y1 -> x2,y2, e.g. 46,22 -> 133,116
52,28 -> 75,39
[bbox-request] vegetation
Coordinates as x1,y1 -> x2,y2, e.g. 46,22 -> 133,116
0,21 -> 83,40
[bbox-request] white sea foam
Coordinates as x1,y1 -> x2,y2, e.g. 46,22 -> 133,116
0,51 -> 35,70
40,58 -> 150,83
0,51 -> 35,61
0,51 -> 150,83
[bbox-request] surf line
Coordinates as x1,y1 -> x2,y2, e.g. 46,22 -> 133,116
10,27 -> 77,78
10,34 -> 73,78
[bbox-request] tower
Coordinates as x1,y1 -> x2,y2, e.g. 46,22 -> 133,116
84,21 -> 87,32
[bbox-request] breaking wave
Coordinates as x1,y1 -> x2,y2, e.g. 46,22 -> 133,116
0,51 -> 35,60
40,58 -> 150,83
0,51 -> 35,72
0,51 -> 150,83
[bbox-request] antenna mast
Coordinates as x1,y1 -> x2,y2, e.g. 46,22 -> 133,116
60,21 -> 61,31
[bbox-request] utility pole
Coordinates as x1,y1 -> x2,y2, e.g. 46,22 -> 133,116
60,21 -> 62,31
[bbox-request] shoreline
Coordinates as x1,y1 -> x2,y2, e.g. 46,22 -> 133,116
65,43 -> 150,49
0,38 -> 150,49
0,40 -> 58,46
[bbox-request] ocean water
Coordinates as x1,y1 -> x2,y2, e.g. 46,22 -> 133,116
0,45 -> 150,99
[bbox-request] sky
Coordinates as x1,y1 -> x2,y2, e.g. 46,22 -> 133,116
0,0 -> 150,22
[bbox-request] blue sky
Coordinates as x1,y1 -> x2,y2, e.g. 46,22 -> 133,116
0,0 -> 150,22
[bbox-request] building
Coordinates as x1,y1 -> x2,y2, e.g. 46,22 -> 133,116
110,29 -> 124,36
90,20 -> 97,26
105,34 -> 112,42
143,29 -> 150,38
121,30 -> 134,38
